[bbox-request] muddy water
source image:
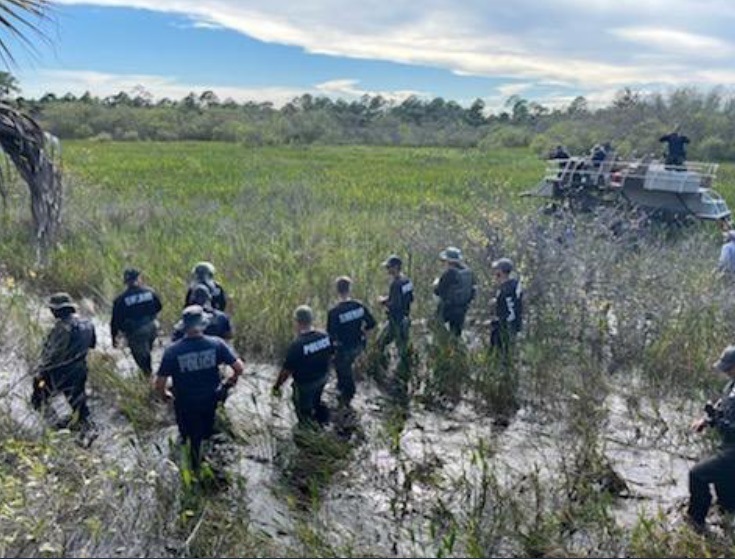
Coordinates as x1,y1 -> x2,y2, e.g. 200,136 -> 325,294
225,362 -> 704,556
0,296 -> 712,556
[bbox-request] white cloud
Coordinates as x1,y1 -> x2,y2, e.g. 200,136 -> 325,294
17,69 -> 307,105
315,78 -> 426,102
496,82 -> 534,98
611,26 -> 734,57
53,0 -> 725,87
45,0 -> 735,103
17,70 -> 426,106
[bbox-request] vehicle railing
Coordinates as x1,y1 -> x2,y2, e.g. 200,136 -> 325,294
542,157 -> 718,184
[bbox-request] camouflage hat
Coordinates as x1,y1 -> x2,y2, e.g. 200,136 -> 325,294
48,292 -> 76,311
293,305 -> 314,325
382,254 -> 402,269
714,346 -> 735,373
492,258 -> 514,274
123,268 -> 141,284
190,283 -> 212,305
439,246 -> 463,262
182,305 -> 208,331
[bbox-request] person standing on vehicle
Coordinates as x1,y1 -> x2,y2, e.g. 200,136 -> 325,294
155,305 -> 245,468
686,345 -> 735,533
185,261 -> 227,312
327,276 -> 377,407
172,284 -> 232,341
272,305 -> 333,428
490,258 -> 523,362
111,268 -> 162,376
659,125 -> 690,168
32,293 -> 97,430
433,247 -> 476,337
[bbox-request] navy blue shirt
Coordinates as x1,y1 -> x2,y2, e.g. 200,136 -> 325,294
327,300 -> 377,349
386,275 -> 414,321
111,286 -> 162,338
157,335 -> 238,406
496,278 -> 523,333
283,330 -> 333,384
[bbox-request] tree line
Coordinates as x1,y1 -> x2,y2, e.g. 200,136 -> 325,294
5,73 -> 735,160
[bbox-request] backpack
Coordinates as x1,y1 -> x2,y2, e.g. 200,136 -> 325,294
449,267 -> 474,307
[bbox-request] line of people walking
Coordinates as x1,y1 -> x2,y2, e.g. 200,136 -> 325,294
31,250 -> 523,464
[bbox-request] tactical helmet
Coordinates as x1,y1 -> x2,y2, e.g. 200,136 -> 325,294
192,261 -> 216,279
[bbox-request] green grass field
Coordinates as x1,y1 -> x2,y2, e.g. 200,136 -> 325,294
1,143 -> 547,355
2,143 -> 735,557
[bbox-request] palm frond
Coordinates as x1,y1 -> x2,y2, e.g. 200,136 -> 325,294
0,0 -> 51,65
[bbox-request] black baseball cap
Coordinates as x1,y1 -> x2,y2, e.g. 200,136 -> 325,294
382,254 -> 402,268
123,268 -> 141,283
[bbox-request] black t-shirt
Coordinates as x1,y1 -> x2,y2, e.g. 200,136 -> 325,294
111,286 -> 162,337
157,335 -> 238,406
327,299 -> 377,349
386,275 -> 414,321
283,330 -> 333,384
496,278 -> 523,333
660,133 -> 690,159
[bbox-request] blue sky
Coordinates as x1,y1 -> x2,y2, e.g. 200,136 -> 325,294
11,0 -> 735,109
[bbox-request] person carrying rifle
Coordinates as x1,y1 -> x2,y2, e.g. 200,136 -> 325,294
686,345 -> 735,533
32,293 -> 97,430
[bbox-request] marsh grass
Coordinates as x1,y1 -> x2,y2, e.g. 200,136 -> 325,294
0,144 -> 734,556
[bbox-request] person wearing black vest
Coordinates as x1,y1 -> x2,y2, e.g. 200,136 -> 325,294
273,305 -> 333,428
686,345 -> 735,533
32,293 -> 97,430
111,268 -> 162,376
433,246 -> 475,337
327,276 -> 377,406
